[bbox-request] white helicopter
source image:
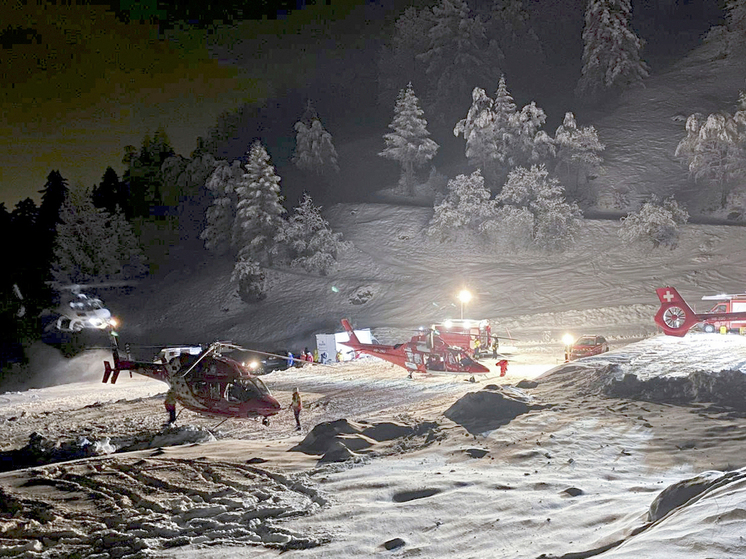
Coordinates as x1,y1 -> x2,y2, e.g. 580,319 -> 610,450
49,284 -> 118,332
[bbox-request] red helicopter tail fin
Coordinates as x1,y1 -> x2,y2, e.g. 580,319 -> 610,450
103,360 -> 112,383
341,319 -> 363,348
654,287 -> 700,336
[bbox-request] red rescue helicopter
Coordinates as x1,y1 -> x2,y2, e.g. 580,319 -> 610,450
339,319 -> 490,377
654,286 -> 746,336
102,333 -> 282,424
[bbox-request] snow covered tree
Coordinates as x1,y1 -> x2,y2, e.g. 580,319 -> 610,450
454,76 -> 554,190
428,171 -> 498,241
618,196 -> 689,249
497,165 -> 582,251
453,87 -> 496,179
554,112 -> 605,204
53,189 -> 146,284
231,257 -> 267,303
510,102 -> 555,168
275,194 -> 350,276
233,141 -> 285,266
292,101 -> 339,177
380,83 -> 439,196
418,0 -> 499,120
200,160 -> 242,256
675,111 -> 745,208
577,0 -> 649,101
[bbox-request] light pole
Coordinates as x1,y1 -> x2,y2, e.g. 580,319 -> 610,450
562,333 -> 575,362
458,289 -> 472,320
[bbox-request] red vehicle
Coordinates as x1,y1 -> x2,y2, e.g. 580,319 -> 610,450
569,335 -> 609,360
700,293 -> 746,333
432,319 -> 491,353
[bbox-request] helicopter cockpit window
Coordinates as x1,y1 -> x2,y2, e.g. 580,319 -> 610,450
225,378 -> 268,402
458,352 -> 475,367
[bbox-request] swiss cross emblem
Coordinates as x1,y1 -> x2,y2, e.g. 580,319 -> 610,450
663,290 -> 674,303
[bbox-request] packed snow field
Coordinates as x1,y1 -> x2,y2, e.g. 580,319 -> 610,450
2,332 -> 746,558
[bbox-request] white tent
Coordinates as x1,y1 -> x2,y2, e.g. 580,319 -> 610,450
316,328 -> 374,362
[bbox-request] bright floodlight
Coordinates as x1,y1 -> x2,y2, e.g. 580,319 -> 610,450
109,317 -> 119,329
562,333 -> 575,346
458,289 -> 472,304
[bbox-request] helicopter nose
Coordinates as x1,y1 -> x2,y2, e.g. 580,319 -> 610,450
472,363 -> 490,374
264,394 -> 282,412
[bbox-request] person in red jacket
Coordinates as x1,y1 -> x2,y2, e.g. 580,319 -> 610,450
498,359 -> 508,377
290,388 -> 302,430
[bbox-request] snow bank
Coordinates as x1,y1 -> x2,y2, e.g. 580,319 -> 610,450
290,418 -> 439,463
443,384 -> 545,434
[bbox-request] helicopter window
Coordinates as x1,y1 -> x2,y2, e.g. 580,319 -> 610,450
458,353 -> 475,367
225,379 -> 267,402
245,377 -> 270,396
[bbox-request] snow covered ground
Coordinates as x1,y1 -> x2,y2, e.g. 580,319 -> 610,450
2,332 -> 746,558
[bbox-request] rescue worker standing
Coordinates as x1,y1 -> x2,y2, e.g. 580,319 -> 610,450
290,388 -> 303,430
164,388 -> 177,424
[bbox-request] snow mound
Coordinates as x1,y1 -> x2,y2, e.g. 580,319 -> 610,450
443,385 -> 544,435
598,468 -> 746,558
290,418 -> 438,463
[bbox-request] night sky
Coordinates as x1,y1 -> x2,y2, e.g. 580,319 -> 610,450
0,0 -> 725,209
0,0 -> 384,208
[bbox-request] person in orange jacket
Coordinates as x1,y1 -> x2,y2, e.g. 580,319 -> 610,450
290,388 -> 302,430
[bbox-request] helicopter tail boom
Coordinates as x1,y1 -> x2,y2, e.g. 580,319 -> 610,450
341,319 -> 363,348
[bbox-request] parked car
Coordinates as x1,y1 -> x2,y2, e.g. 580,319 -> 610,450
242,351 -> 293,375
569,335 -> 609,360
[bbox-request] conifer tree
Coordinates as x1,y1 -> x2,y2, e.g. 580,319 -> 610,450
497,165 -> 582,251
577,0 -> 649,101
233,141 -> 285,266
418,0 -> 497,120
92,167 -> 125,215
483,0 -> 544,91
292,101 -> 339,177
453,87 -> 496,179
675,107 -> 745,208
276,194 -> 349,276
377,6 -> 434,109
53,189 -> 145,283
454,76 -> 553,190
37,170 -> 69,241
380,83 -> 439,196
201,160 -> 242,256
428,171 -> 498,241
554,112 -> 605,202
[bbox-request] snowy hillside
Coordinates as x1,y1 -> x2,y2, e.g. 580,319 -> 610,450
105,202 -> 746,361
587,40 -> 746,212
